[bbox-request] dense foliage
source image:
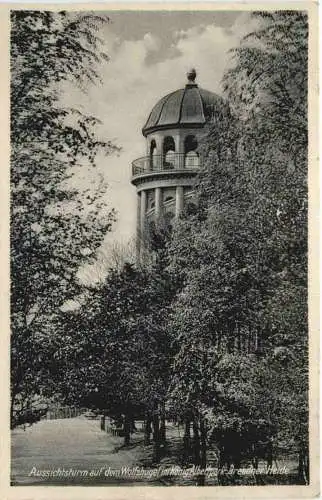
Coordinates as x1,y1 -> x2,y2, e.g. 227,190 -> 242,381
11,10 -> 309,486
166,10 -> 308,483
11,11 -> 118,424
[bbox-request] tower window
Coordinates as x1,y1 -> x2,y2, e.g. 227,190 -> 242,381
150,139 -> 157,170
163,136 -> 176,169
184,135 -> 199,168
184,135 -> 198,153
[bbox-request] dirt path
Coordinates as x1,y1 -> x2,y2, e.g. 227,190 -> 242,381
11,416 -> 159,485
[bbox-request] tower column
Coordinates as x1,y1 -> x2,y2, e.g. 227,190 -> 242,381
136,193 -> 141,255
140,189 -> 147,236
178,131 -> 185,169
155,187 -> 162,219
175,186 -> 184,218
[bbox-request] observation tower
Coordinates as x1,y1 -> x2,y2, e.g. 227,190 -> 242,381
130,69 -> 222,253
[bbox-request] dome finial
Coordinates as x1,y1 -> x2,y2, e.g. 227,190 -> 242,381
187,68 -> 197,83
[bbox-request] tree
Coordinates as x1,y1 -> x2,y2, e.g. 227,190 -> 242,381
10,11 -> 119,424
223,10 -> 307,163
222,10 -> 308,480
166,10 -> 308,484
48,256 -> 177,457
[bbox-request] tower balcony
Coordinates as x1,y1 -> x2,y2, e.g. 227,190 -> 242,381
131,153 -> 201,184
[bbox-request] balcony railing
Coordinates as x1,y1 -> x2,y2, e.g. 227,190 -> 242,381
132,153 -> 201,178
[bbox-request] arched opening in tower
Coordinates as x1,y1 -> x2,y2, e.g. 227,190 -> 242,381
163,136 -> 176,170
184,135 -> 200,168
149,139 -> 157,170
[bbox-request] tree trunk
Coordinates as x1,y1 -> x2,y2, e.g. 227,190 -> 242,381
266,439 -> 273,468
198,417 -> 207,486
251,443 -> 259,470
298,447 -> 304,481
10,394 -> 16,429
237,322 -> 241,352
200,418 -> 207,469
160,403 -> 166,443
123,413 -> 131,446
144,415 -> 152,445
304,451 -> 309,483
298,446 -> 309,484
192,419 -> 200,464
100,414 -> 105,431
182,418 -> 191,463
193,418 -> 205,485
152,413 -> 160,463
183,418 -> 191,449
130,416 -> 136,433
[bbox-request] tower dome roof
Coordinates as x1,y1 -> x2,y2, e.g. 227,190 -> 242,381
142,69 -> 222,136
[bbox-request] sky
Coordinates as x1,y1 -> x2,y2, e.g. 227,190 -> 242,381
60,10 -> 259,282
